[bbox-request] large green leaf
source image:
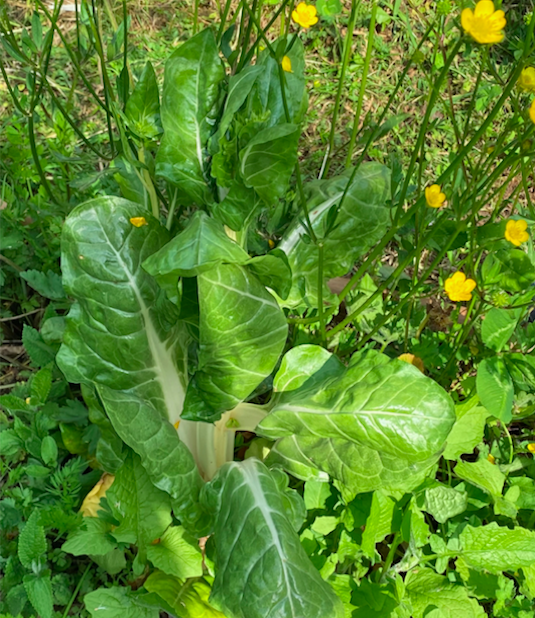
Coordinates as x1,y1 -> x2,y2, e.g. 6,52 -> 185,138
108,451 -> 172,564
56,197 -> 204,528
481,307 -> 519,352
156,29 -> 225,205
239,124 -> 300,205
62,517 -> 117,557
183,263 -> 288,421
125,61 -> 162,140
143,211 -> 249,279
261,349 -> 454,496
278,163 -> 391,307
202,458 -> 344,618
458,522 -> 535,574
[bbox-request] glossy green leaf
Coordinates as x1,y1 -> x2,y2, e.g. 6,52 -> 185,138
143,211 -> 249,279
405,569 -> 485,618
239,124 -> 300,205
156,29 -> 225,205
108,451 -> 172,562
246,249 -> 292,300
203,459 -> 344,618
481,307 -> 519,352
56,197 -> 203,527
183,263 -> 287,421
146,526 -> 203,579
476,357 -> 514,423
443,398 -> 488,460
85,587 -> 159,618
273,344 -> 339,393
260,349 -> 455,468
423,486 -> 468,524
210,181 -> 263,232
40,435 -> 57,465
125,61 -> 162,139
278,163 -> 391,307
458,522 -> 535,574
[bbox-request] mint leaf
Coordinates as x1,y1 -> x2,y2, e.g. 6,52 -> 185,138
18,511 -> 46,569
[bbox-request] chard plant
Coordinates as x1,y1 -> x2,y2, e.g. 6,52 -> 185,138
53,24 -> 460,618
2,0 -> 535,617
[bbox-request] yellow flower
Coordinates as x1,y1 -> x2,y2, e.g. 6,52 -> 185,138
282,56 -> 293,73
130,216 -> 148,227
505,219 -> 529,246
173,420 -> 180,430
461,1 -> 506,45
527,443 -> 535,453
530,99 -> 535,125
398,353 -> 425,373
518,67 -> 535,93
80,474 -> 115,518
444,271 -> 477,302
291,2 -> 318,28
487,453 -> 496,465
425,184 -> 446,208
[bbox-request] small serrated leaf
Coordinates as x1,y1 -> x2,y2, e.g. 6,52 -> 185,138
20,269 -> 65,300
18,511 -> 47,569
22,325 -> 57,367
31,365 -> 53,403
23,572 -> 53,618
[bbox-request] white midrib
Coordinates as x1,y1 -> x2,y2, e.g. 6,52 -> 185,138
278,192 -> 343,256
241,461 -> 296,616
104,231 -> 186,422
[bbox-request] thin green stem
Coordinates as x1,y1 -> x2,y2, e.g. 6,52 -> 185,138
317,242 -> 326,345
61,562 -> 91,618
194,0 -> 200,34
322,0 -> 360,178
346,0 -> 377,167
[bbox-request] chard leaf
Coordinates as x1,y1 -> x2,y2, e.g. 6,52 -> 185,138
203,458 -> 344,618
210,180 -> 263,232
143,211 -> 249,279
278,163 -> 391,307
156,29 -> 225,206
458,522 -> 535,574
56,197 -> 204,528
239,124 -> 300,205
261,349 -> 454,496
125,61 -> 162,140
261,349 -> 454,461
183,263 -> 288,421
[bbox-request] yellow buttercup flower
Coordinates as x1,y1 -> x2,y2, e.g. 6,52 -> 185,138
425,184 -> 446,208
461,1 -> 506,45
80,474 -> 115,517
530,99 -> 535,125
518,67 -> 535,93
444,271 -> 476,302
505,219 -> 529,247
282,56 -> 293,73
487,453 -> 496,465
292,2 -> 318,28
173,420 -> 180,430
527,443 -> 535,453
398,353 -> 425,373
130,216 -> 148,227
